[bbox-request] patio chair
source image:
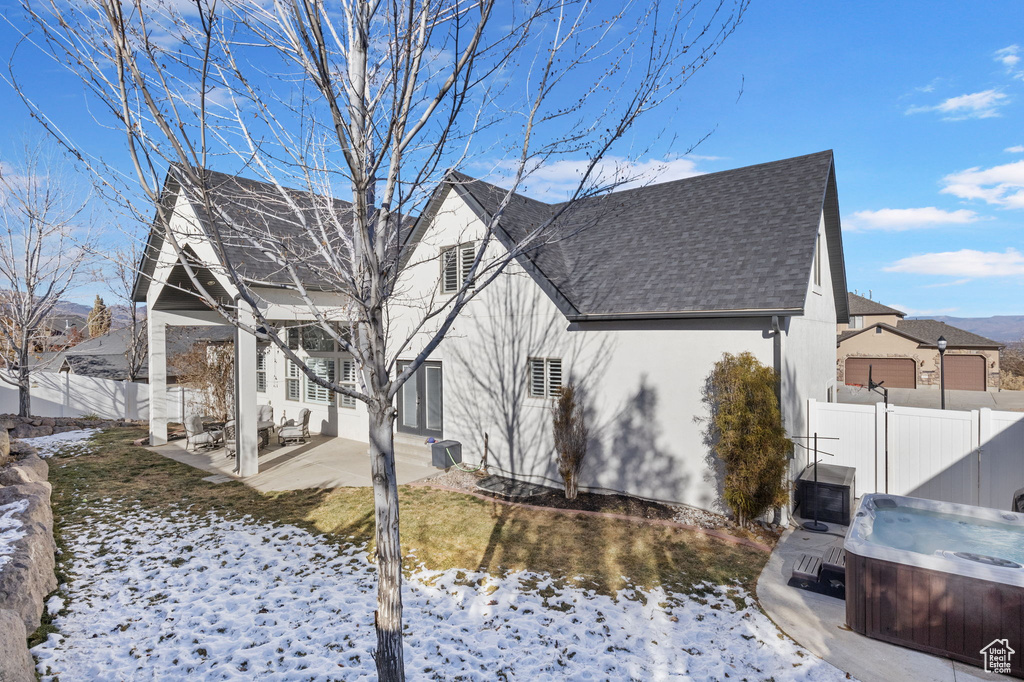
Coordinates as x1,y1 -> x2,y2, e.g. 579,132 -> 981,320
278,408 -> 310,445
257,404 -> 275,431
185,414 -> 221,451
223,420 -> 236,458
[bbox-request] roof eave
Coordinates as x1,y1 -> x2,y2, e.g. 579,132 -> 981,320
567,307 -> 803,322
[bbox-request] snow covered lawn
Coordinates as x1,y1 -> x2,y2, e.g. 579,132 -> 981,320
20,429 -> 101,458
0,498 -> 28,570
33,501 -> 850,681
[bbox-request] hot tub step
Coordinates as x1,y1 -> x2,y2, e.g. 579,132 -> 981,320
792,554 -> 822,582
822,546 -> 846,574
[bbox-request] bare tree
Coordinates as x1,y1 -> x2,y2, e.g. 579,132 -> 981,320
0,139 -> 91,417
14,0 -> 747,677
111,243 -> 148,382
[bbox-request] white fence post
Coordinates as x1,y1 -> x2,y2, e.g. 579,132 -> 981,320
874,401 -> 886,494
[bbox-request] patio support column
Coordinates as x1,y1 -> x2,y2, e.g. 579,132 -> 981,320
234,302 -> 260,477
148,312 -> 168,445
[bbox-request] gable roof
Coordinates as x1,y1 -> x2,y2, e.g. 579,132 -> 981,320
837,319 -> 1002,349
134,168 -> 414,303
848,292 -> 905,317
444,151 -> 847,320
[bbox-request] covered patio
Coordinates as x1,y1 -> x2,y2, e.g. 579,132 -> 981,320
149,433 -> 439,492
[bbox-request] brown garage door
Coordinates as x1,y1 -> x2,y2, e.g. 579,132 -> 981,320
845,357 -> 917,388
944,354 -> 986,391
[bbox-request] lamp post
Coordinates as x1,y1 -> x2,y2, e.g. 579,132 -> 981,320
937,336 -> 947,410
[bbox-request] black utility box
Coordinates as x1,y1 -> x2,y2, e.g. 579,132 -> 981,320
431,440 -> 462,468
797,463 -> 855,526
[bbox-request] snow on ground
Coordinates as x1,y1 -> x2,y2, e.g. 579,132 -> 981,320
20,429 -> 100,458
33,502 -> 851,682
0,499 -> 28,570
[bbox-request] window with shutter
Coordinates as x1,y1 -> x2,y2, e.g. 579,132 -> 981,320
460,243 -> 476,289
440,241 -> 476,293
528,357 -> 562,398
304,357 -> 335,404
547,359 -> 562,396
285,360 -> 301,401
339,359 -> 357,408
256,348 -> 267,393
441,247 -> 459,293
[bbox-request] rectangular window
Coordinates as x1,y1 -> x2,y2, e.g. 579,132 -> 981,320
440,241 -> 476,293
285,360 -> 301,401
256,348 -> 267,393
850,315 -> 864,329
529,357 -> 562,398
305,358 -> 335,404
339,359 -> 357,408
287,326 -> 300,350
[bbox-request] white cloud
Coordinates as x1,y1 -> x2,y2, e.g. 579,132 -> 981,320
1006,145 -> 1024,153
922,278 -> 972,288
906,89 -> 1009,120
885,248 -> 1024,277
995,45 -> 1020,68
845,207 -> 980,231
480,156 -> 708,202
940,160 -> 1024,208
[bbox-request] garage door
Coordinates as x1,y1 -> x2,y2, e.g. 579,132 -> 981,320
845,357 -> 917,388
944,354 -> 986,391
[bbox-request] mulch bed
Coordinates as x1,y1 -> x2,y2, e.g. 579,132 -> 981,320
526,489 -> 677,521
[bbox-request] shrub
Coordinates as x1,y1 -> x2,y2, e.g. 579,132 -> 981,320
172,342 -> 234,420
552,382 -> 587,500
704,352 -> 791,527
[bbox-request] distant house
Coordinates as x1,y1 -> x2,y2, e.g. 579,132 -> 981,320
55,326 -> 234,383
837,293 -> 1003,391
37,314 -> 89,352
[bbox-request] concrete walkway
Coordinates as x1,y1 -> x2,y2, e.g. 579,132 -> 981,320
839,385 -> 1024,412
149,434 -> 439,492
757,519 -> 1009,682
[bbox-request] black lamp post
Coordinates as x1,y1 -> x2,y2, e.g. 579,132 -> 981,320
937,335 -> 947,410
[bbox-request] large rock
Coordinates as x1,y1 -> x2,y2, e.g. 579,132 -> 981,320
0,417 -> 16,432
0,428 -> 9,467
0,456 -> 48,487
10,424 -> 52,440
0,608 -> 34,682
0,482 -> 57,632
7,442 -> 36,458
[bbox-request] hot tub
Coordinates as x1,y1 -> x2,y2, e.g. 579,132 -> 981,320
845,493 -> 1024,678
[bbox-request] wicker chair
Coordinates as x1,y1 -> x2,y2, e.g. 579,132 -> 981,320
223,420 -> 237,458
278,408 -> 311,445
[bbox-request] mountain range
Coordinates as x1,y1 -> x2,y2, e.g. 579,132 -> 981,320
916,315 -> 1024,345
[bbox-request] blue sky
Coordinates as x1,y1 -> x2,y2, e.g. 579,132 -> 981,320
1,1 -> 1023,316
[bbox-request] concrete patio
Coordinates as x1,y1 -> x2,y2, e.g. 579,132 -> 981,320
148,433 -> 440,492
757,514 -> 1010,682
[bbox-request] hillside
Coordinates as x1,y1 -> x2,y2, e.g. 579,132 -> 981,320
920,315 -> 1024,344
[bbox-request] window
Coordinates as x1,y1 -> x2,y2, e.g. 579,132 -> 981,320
875,326 -> 883,334
339,359 -> 357,408
850,315 -> 864,329
302,325 -> 335,352
814,232 -> 823,287
256,348 -> 267,393
529,358 -> 562,398
305,357 -> 335,404
285,360 -> 301,401
440,242 -> 476,293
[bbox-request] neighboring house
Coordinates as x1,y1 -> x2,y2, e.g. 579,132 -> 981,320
837,292 -> 1002,391
135,151 -> 848,512
37,314 -> 89,352
53,326 -> 233,383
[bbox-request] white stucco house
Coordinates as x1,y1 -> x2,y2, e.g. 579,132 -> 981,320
135,150 -> 848,513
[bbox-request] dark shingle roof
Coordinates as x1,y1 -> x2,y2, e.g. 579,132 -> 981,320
897,319 -> 1002,348
134,168 -> 414,301
848,292 -> 905,317
837,320 -> 1002,349
450,151 -> 845,317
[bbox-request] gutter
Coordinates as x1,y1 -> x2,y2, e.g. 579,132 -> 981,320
566,307 -> 803,322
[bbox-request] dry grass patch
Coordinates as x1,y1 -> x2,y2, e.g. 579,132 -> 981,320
49,428 -> 768,596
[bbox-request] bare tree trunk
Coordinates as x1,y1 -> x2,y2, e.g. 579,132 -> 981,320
17,349 -> 30,418
367,401 -> 405,681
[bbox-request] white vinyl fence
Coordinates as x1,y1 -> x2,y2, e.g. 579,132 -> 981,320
0,372 -> 206,423
807,399 -> 1024,511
